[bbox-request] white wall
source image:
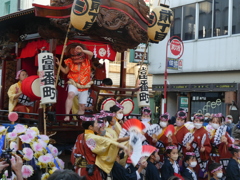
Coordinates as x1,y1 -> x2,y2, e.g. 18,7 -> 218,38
170,0 -> 205,8
20,0 -> 50,10
148,33 -> 240,75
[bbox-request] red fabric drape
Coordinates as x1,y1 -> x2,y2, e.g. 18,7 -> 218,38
19,39 -> 117,61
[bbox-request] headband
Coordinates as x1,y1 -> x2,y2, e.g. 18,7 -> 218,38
79,116 -> 96,122
232,144 -> 240,150
15,69 -> 26,80
166,146 -> 177,150
186,152 -> 195,156
115,102 -> 124,110
211,165 -> 223,174
94,113 -> 104,119
193,114 -> 204,120
100,110 -> 115,117
177,110 -> 187,119
160,112 -> 170,121
142,107 -> 151,115
212,113 -> 222,118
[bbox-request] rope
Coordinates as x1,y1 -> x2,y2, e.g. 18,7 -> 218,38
67,79 -> 93,89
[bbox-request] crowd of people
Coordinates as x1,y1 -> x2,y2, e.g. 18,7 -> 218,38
68,105 -> 240,180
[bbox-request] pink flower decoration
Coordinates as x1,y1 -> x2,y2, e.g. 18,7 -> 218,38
4,170 -> 16,180
0,126 -> 6,133
55,157 -> 65,169
19,134 -> 32,144
10,142 -> 18,152
38,154 -> 53,164
7,132 -> 17,141
21,165 -> 34,178
32,142 -> 44,152
25,129 -> 37,140
13,124 -> 27,134
48,145 -> 58,157
37,139 -> 47,148
39,135 -> 49,143
23,148 -> 33,161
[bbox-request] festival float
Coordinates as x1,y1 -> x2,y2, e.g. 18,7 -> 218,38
0,0 -> 173,178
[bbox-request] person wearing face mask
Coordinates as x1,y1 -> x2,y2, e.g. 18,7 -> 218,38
226,144 -> 240,179
152,113 -> 177,164
71,115 -> 129,178
182,152 -> 197,180
101,110 -> 129,143
141,107 -> 152,131
209,163 -> 223,180
190,113 -> 211,180
225,115 -> 235,137
203,113 -> 211,127
207,114 -> 233,170
145,147 -> 161,180
161,146 -> 183,180
174,111 -> 192,156
110,103 -> 125,127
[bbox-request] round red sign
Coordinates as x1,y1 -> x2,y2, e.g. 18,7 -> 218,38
170,39 -> 182,56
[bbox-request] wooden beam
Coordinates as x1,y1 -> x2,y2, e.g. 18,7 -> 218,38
120,52 -> 126,93
0,60 -> 6,109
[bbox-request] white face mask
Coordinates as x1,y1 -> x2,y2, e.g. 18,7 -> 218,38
217,172 -> 223,178
160,121 -> 167,128
142,118 -> 150,122
204,117 -> 208,120
228,120 -> 232,124
211,123 -> 220,130
176,121 -> 184,127
116,113 -> 123,120
194,123 -> 202,129
189,161 -> 197,168
191,117 -> 194,121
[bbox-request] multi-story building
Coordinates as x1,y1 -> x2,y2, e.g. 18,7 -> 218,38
0,0 -> 50,16
149,0 -> 240,121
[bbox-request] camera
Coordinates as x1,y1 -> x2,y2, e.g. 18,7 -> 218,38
86,164 -> 94,176
0,148 -> 12,178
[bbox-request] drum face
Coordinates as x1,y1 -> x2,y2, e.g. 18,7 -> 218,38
98,97 -> 116,111
31,78 -> 41,97
118,98 -> 134,116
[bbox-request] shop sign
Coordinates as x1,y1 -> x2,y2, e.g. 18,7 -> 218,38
179,97 -> 188,112
167,57 -> 183,70
170,39 -> 183,56
152,83 -> 237,92
130,44 -> 149,64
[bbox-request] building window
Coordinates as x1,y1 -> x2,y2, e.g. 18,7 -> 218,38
232,0 -> 240,34
170,7 -> 182,38
199,1 -> 212,38
4,1 -> 10,15
183,4 -> 196,40
213,0 -> 229,37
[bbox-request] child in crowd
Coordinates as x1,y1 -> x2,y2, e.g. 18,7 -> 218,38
161,145 -> 182,180
145,148 -> 161,180
190,113 -> 211,180
182,152 -> 197,180
152,113 -> 177,164
207,113 -> 233,166
226,144 -> 240,179
208,163 -> 223,180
